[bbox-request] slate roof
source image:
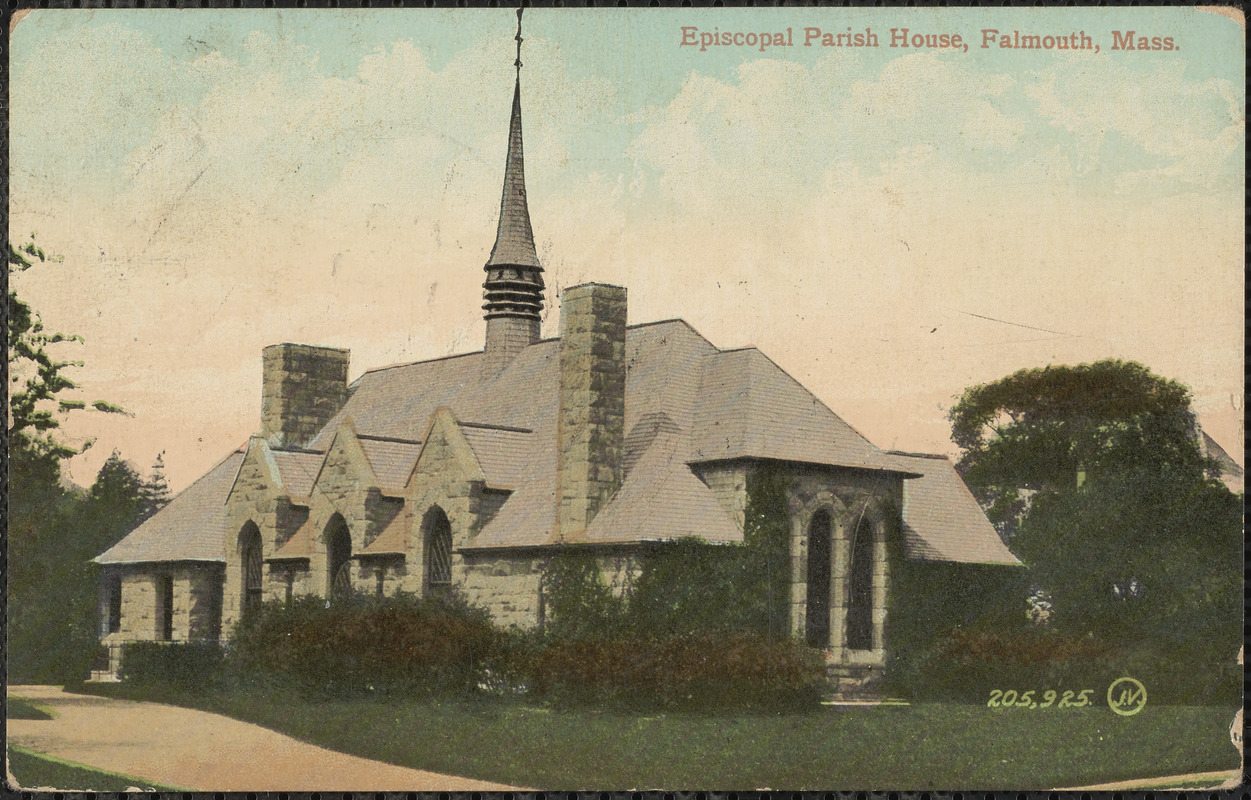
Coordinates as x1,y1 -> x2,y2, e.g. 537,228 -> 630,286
271,450 -> 322,500
360,506 -> 411,556
486,81 -> 542,271
891,452 -> 1021,565
1200,429 -> 1244,494
580,429 -> 742,545
459,423 -> 533,491
99,319 -> 1012,565
358,436 -> 422,494
693,347 -> 904,472
271,517 -> 316,560
95,447 -> 245,565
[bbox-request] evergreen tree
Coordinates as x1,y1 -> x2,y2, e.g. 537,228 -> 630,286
140,450 -> 172,521
89,450 -> 147,528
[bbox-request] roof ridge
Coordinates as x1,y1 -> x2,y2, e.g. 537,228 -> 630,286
887,450 -> 951,460
458,421 -> 534,434
359,349 -> 485,377
356,434 -> 424,445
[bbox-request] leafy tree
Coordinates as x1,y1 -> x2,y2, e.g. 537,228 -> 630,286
949,359 -> 1240,654
8,451 -> 148,682
8,235 -> 126,463
89,450 -> 148,527
949,360 -> 1207,530
1011,470 -> 1241,645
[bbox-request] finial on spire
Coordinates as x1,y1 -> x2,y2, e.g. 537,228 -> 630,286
515,7 -> 523,72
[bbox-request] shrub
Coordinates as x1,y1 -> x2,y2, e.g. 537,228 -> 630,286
226,592 -> 498,698
528,631 -> 826,712
120,640 -> 225,688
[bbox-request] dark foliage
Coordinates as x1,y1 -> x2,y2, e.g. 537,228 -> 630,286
120,641 -> 226,689
540,461 -> 793,642
949,359 -> 1206,529
7,451 -> 148,682
225,592 -> 499,698
528,462 -> 820,709
1012,471 -> 1242,645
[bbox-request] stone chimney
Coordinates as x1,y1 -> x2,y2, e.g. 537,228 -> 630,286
261,343 -> 350,448
556,283 -> 627,538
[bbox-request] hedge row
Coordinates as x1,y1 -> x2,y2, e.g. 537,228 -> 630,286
120,593 -> 828,711
227,593 -> 498,697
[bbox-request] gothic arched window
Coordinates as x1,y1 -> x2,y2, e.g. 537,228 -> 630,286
805,510 -> 833,648
325,515 -> 353,600
240,523 -> 264,613
846,516 -> 875,650
423,507 -> 453,593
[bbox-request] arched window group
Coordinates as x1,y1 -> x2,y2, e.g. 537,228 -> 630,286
804,509 -> 878,652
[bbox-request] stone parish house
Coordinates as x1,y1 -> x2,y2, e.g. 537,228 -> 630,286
94,37 -> 1017,694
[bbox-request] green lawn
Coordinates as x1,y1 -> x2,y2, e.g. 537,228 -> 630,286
6,746 -> 183,792
76,684 -> 1240,789
7,696 -> 55,720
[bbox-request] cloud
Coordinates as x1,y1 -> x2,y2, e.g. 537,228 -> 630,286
1023,57 -> 1244,191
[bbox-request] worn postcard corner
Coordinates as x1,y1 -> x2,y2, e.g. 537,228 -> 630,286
6,5 -> 1245,793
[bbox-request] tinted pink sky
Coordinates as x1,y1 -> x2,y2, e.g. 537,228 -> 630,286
9,9 -> 1244,491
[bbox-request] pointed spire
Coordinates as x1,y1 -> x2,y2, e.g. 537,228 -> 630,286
483,8 -> 545,363
485,8 -> 541,272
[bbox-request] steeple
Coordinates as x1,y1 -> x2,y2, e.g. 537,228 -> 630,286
483,8 -> 545,367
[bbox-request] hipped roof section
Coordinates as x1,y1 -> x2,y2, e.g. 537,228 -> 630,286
96,319 -> 1005,564
891,451 -> 1021,566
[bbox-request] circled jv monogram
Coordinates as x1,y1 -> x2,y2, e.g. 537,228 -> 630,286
1107,677 -> 1147,716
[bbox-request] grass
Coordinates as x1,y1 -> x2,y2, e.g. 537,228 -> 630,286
77,683 -> 1242,790
7,695 -> 55,720
6,746 -> 184,792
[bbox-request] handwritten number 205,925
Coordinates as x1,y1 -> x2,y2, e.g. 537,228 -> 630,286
987,689 -> 1093,708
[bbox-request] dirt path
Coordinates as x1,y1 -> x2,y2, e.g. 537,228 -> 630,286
1056,769 -> 1243,791
7,685 -> 523,791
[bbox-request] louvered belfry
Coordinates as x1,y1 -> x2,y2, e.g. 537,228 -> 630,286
483,14 -> 545,367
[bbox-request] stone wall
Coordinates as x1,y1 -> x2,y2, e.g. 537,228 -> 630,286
99,563 -> 224,675
461,552 -> 543,628
223,438 -> 305,632
406,408 -> 508,598
556,283 -> 627,537
261,343 -> 349,448
304,421 -> 387,599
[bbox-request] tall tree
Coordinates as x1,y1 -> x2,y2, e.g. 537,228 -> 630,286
948,359 -> 1208,530
7,236 -> 133,682
949,360 -> 1239,648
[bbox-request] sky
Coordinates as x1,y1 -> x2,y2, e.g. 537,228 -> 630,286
9,7 -> 1245,492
